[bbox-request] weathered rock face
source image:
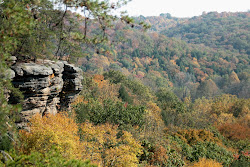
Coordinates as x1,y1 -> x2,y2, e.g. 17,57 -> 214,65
10,59 -> 83,129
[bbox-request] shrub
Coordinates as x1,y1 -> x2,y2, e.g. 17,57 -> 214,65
7,148 -> 96,167
18,113 -> 83,160
169,135 -> 234,166
190,158 -> 223,167
231,151 -> 250,167
218,123 -> 250,141
17,113 -> 143,167
79,122 -> 142,167
190,142 -> 233,166
74,99 -> 145,128
174,129 -> 222,145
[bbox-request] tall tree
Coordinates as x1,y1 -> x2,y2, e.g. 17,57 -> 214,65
229,71 -> 240,84
196,79 -> 220,99
0,0 -> 142,161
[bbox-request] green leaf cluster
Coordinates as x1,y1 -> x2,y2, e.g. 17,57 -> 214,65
169,135 -> 234,166
5,148 -> 96,167
74,99 -> 145,128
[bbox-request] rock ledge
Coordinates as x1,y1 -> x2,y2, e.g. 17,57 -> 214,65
10,59 -> 83,129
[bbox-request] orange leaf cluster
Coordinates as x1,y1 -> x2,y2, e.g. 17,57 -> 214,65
218,123 -> 250,141
150,145 -> 168,166
93,74 -> 105,88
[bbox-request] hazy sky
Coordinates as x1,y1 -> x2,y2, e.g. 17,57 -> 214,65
120,0 -> 249,17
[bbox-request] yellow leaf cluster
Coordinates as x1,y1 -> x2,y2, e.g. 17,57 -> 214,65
145,102 -> 164,127
193,98 -> 212,114
134,57 -> 143,68
71,95 -> 87,106
170,59 -> 177,65
133,62 -> 138,71
192,95 -> 250,127
80,122 -> 143,167
192,57 -> 200,68
216,113 -> 235,125
142,102 -> 165,143
175,129 -> 222,146
18,113 -> 143,167
189,158 -> 223,167
19,113 -> 82,159
148,70 -> 162,78
229,71 -> 240,84
92,74 -> 119,102
99,55 -> 110,68
141,57 -> 153,65
211,94 -> 237,116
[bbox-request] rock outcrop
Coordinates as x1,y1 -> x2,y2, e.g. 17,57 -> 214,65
10,59 -> 83,129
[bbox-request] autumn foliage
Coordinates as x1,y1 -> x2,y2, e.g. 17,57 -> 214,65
80,122 -> 142,167
218,123 -> 250,141
189,158 -> 223,167
174,129 -> 222,146
18,113 -> 83,159
18,113 -> 142,167
149,145 -> 168,166
1,0 -> 250,166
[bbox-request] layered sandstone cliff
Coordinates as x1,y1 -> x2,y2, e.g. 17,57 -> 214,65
9,59 -> 83,129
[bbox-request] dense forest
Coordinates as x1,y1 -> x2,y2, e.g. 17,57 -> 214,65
0,0 -> 249,166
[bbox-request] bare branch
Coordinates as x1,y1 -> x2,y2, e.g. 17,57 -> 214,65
0,150 -> 13,162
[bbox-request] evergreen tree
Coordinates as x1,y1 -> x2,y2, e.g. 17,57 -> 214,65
119,84 -> 133,104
